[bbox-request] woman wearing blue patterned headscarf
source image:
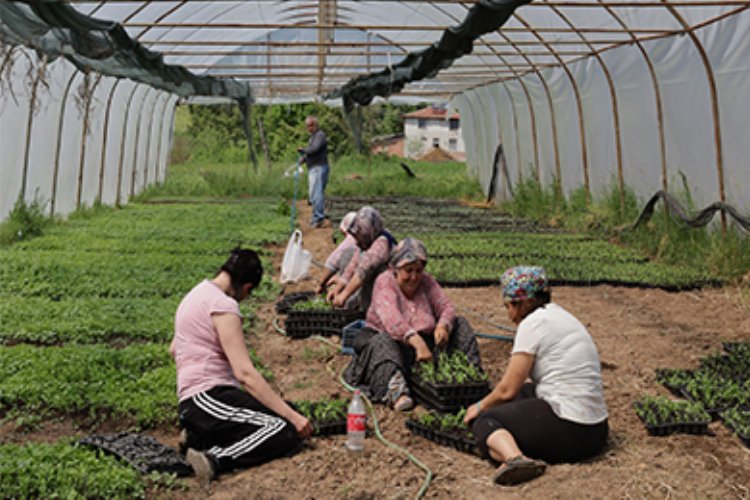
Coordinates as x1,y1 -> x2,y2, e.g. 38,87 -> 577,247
464,266 -> 609,486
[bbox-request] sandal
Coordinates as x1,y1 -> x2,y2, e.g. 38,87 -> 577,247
493,456 -> 546,486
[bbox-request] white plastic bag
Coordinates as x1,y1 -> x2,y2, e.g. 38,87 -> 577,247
280,229 -> 312,283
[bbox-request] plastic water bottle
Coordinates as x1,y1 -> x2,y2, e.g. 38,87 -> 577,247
346,390 -> 366,451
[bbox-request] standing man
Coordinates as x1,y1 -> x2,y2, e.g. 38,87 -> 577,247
298,115 -> 329,228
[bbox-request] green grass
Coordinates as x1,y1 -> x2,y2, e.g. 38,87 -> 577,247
139,153 -> 483,201
500,178 -> 750,282
0,194 -> 53,245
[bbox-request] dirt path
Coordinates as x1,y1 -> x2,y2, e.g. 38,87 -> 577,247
192,202 -> 749,499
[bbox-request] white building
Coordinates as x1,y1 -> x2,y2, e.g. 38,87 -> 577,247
403,105 -> 465,160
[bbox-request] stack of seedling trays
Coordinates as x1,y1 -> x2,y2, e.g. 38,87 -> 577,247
279,295 -> 364,339
292,399 -> 348,436
408,351 -> 490,413
406,408 -> 479,456
646,340 -> 750,447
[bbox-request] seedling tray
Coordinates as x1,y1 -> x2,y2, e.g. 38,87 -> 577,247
284,308 -> 364,338
409,375 -> 490,413
642,421 -> 711,436
722,341 -> 750,356
406,420 -> 479,456
275,291 -> 316,314
78,432 -> 193,476
634,401 -> 711,436
314,419 -> 347,436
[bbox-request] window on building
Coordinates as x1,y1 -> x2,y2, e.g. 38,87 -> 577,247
418,119 -> 426,129
449,118 -> 460,130
421,136 -> 427,142
432,138 -> 440,148
448,138 -> 457,150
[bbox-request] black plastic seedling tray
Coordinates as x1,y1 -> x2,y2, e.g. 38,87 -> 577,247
406,420 -> 479,456
284,308 -> 364,338
409,376 -> 490,412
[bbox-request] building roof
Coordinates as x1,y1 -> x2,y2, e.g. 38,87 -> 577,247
404,107 -> 460,120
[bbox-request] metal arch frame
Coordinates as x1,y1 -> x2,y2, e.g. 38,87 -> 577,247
511,11 -> 592,200
21,53 -> 47,201
116,83 -> 144,205
478,15 -> 563,190
598,0 -> 669,198
543,3 -> 625,208
50,70 -> 82,216
154,93 -> 176,183
660,0 -> 727,232
97,78 -> 123,203
436,2 -> 540,182
130,87 -> 157,198
76,73 -> 104,210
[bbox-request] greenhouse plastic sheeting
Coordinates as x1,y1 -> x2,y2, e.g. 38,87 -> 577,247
0,50 -> 177,220
453,10 -> 750,214
2,0 -> 750,222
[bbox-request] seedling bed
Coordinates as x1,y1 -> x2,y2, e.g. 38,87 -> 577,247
406,419 -> 478,456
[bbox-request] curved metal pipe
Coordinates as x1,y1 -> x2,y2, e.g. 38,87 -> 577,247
661,0 -> 726,232
117,84 -> 143,205
76,73 -> 103,209
98,79 -> 123,203
50,70 -> 80,216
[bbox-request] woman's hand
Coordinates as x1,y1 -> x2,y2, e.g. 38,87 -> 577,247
434,323 -> 450,347
408,335 -> 432,363
463,402 -> 480,425
332,292 -> 347,308
327,281 -> 345,303
291,412 -> 314,439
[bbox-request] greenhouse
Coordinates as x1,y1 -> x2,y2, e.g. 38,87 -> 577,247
1,1 -> 749,498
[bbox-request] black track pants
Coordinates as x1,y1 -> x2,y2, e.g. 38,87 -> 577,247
472,383 -> 608,464
178,386 -> 302,473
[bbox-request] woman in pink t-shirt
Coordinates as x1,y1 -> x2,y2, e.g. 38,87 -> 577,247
170,248 -> 312,484
343,238 -> 482,411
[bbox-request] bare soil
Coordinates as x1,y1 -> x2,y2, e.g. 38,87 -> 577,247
8,202 -> 750,499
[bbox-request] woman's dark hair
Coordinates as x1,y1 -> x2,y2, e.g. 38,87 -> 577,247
220,247 -> 263,299
536,290 -> 552,306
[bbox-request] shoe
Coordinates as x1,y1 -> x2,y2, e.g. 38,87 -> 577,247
187,448 -> 216,486
493,456 -> 546,486
178,428 -> 188,455
394,395 -> 415,412
310,219 -> 331,229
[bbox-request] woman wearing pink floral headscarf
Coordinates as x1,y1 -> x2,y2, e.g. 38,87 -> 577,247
316,211 -> 358,295
344,237 -> 482,412
327,206 -> 396,310
464,266 -> 608,486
